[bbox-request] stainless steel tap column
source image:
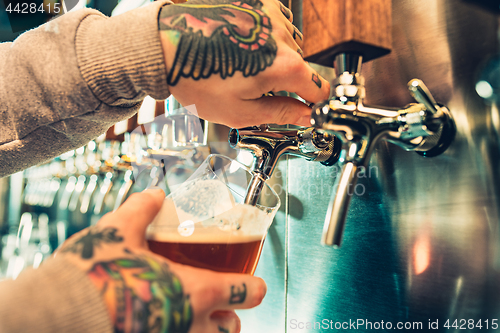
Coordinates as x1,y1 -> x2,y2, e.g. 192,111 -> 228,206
301,0 -> 395,247
314,55 -> 456,247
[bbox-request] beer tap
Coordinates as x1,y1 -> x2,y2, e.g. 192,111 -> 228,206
228,124 -> 340,205
311,53 -> 456,247
287,0 -> 456,247
228,0 -> 457,248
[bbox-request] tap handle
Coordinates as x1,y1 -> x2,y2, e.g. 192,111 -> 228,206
302,0 -> 391,66
322,162 -> 359,247
408,79 -> 440,114
407,79 -> 457,157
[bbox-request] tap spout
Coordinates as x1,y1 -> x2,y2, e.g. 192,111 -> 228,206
229,125 -> 340,205
322,162 -> 359,247
244,172 -> 267,206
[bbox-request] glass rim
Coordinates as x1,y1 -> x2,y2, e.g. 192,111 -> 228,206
204,154 -> 280,210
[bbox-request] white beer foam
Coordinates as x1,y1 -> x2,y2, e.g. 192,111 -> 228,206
148,203 -> 272,243
147,231 -> 264,244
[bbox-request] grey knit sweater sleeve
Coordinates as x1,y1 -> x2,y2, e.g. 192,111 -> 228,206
0,257 -> 113,332
0,0 -> 172,178
0,1 -> 173,331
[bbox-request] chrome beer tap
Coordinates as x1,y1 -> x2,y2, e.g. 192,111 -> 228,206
228,124 -> 341,205
312,53 -> 457,247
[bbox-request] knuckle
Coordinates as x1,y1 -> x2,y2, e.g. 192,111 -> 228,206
198,282 -> 224,306
288,58 -> 307,77
273,26 -> 288,41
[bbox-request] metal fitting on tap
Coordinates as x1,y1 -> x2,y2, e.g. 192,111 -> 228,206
228,125 -> 340,205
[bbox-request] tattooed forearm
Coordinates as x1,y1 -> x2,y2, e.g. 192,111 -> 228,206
61,227 -> 123,259
88,256 -> 192,333
312,73 -> 322,88
229,283 -> 247,304
159,0 -> 277,86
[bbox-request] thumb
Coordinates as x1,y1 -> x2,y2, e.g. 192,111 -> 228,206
110,188 -> 166,244
249,96 -> 312,127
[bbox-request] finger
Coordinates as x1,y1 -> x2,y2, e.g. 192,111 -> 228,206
283,20 -> 303,48
278,26 -> 303,59
195,273 -> 267,312
268,0 -> 293,22
210,311 -> 241,333
103,188 -> 165,245
277,1 -> 293,22
271,51 -> 330,105
292,26 -> 303,49
281,19 -> 303,50
270,1 -> 302,50
246,96 -> 312,127
280,33 -> 303,60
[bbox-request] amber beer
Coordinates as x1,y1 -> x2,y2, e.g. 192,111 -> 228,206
147,236 -> 265,275
147,201 -> 272,275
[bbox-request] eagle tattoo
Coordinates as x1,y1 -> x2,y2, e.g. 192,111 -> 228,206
159,0 -> 277,86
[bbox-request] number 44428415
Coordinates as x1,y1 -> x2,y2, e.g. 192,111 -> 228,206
444,319 -> 498,330
5,3 -> 62,14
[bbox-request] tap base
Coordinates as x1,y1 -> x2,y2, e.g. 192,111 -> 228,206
304,42 -> 391,68
417,107 -> 457,158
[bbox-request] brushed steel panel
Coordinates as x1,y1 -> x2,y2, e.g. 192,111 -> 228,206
287,158 -> 404,331
284,0 -> 500,332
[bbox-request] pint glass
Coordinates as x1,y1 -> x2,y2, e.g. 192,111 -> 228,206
146,154 -> 280,275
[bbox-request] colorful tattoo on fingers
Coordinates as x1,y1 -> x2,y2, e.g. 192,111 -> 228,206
60,227 -> 123,259
159,0 -> 278,86
293,27 -> 302,41
229,283 -> 247,304
312,73 -> 322,88
279,2 -> 292,20
88,256 -> 192,333
297,48 -> 304,58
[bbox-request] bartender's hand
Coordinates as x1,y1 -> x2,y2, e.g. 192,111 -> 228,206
56,189 -> 265,333
159,0 -> 330,128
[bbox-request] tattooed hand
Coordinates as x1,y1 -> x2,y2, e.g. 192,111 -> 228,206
159,0 -> 330,128
57,189 -> 266,333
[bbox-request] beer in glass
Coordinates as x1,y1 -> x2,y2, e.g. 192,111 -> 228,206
146,155 -> 280,275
